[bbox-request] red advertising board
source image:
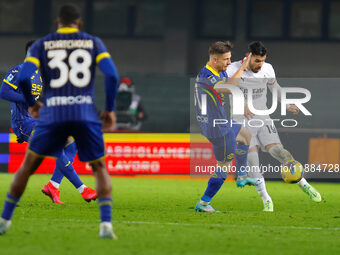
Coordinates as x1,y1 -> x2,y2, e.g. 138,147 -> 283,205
8,133 -> 216,175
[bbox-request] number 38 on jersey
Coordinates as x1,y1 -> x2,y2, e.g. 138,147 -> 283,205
48,49 -> 92,88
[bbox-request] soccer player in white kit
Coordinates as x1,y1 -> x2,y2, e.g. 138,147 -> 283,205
226,41 -> 321,212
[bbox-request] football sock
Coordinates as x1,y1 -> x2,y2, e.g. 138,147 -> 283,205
201,167 -> 226,203
297,178 -> 308,188
50,168 -> 64,186
64,142 -> 77,162
254,178 -> 272,203
98,198 -> 112,223
55,149 -> 83,189
50,140 -> 77,187
201,178 -> 224,203
50,180 -> 60,189
77,184 -> 86,194
1,194 -> 20,220
235,143 -> 249,177
247,151 -> 272,203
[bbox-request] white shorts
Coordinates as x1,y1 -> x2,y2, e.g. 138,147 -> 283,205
247,122 -> 281,152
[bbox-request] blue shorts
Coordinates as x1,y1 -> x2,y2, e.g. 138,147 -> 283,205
207,124 -> 241,162
12,118 -> 36,143
29,121 -> 105,162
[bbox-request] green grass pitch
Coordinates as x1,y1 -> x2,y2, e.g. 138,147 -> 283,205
0,173 -> 340,255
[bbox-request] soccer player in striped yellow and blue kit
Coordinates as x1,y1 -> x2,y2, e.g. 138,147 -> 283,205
194,41 -> 257,212
0,40 -> 97,204
0,4 -> 118,239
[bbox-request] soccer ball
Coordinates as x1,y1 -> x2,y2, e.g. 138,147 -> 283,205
281,160 -> 304,183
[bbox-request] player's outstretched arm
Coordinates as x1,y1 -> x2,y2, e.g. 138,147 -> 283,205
214,53 -> 253,94
98,57 -> 119,131
0,80 -> 26,103
227,53 -> 252,86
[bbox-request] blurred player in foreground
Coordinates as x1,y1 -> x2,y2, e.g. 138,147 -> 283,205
226,41 -> 321,212
0,40 -> 97,204
0,4 -> 119,239
194,41 -> 256,213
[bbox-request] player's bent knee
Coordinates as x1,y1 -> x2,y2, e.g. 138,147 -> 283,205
89,159 -> 106,172
237,127 -> 252,145
243,128 -> 252,145
22,151 -> 44,175
236,134 -> 246,145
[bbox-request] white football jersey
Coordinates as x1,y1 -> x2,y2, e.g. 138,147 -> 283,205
226,60 -> 277,122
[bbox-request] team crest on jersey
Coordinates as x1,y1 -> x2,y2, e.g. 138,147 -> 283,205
209,77 -> 217,84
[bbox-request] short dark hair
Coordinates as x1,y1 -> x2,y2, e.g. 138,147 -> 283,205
25,40 -> 35,54
209,41 -> 233,55
248,41 -> 267,56
58,4 -> 81,25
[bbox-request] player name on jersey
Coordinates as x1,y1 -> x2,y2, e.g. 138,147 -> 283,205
44,40 -> 94,50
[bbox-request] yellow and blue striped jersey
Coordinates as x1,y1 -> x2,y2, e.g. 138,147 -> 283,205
25,27 -> 112,124
1,63 -> 42,121
195,63 -> 230,138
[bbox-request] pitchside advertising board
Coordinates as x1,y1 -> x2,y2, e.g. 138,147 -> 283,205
1,133 -> 216,175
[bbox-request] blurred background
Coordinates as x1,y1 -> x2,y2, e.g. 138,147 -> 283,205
0,0 -> 339,176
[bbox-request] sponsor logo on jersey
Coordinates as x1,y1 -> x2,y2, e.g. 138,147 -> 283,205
6,74 -> 14,82
46,95 -> 93,107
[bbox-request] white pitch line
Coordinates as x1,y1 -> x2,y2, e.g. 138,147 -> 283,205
20,217 -> 340,231
118,220 -> 340,231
